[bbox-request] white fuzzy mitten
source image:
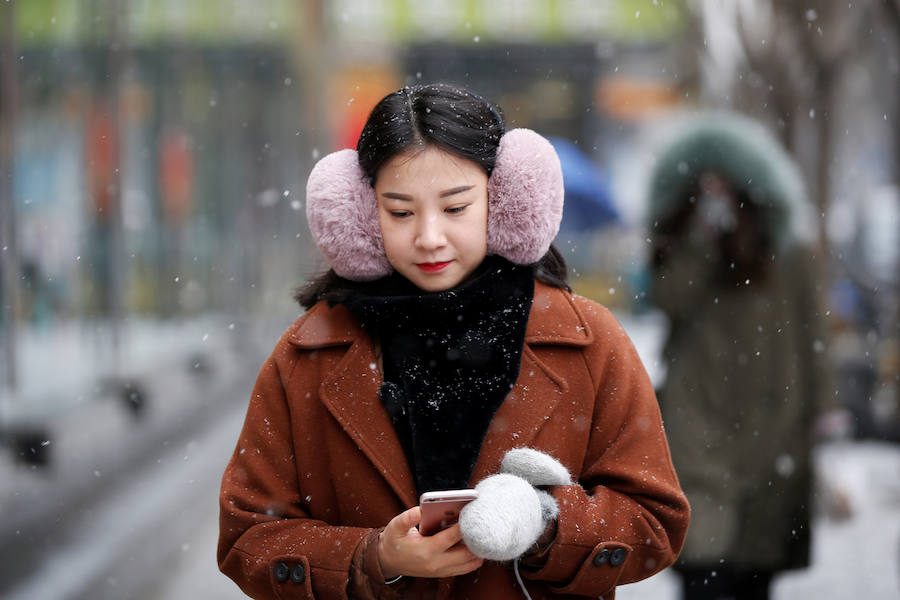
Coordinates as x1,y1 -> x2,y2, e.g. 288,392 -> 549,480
459,449 -> 572,561
501,447 -> 573,487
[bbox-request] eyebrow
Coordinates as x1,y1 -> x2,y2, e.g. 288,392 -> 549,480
381,185 -> 474,201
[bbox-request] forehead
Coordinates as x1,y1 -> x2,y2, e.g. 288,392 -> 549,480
376,146 -> 486,186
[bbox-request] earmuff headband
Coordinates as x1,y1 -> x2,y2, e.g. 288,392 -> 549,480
305,128 -> 564,281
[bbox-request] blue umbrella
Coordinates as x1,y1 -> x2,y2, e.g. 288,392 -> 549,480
549,137 -> 619,232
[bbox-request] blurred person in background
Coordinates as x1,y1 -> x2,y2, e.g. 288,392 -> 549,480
218,83 -> 689,599
646,113 -> 837,600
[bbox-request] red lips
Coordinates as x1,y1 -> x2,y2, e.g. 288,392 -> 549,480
416,261 -> 452,273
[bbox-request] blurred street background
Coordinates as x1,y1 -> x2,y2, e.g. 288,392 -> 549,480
0,1 -> 898,598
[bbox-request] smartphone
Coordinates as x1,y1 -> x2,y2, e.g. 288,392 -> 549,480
418,489 -> 479,536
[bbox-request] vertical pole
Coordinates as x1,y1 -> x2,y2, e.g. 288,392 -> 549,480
886,0 -> 900,364
294,0 -> 328,155
814,65 -> 834,254
0,0 -> 19,423
106,0 -> 125,374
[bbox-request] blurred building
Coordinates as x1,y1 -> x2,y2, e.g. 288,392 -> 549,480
1,0 -> 317,465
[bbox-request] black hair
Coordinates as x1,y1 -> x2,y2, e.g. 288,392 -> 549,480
357,83 -> 505,184
296,83 -> 568,309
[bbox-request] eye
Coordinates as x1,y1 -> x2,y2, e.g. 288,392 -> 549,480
445,204 -> 469,214
389,210 -> 411,218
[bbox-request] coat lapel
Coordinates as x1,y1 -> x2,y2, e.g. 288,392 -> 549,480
469,282 -> 593,484
319,338 -> 418,507
318,338 -> 419,508
469,344 -> 570,485
290,303 -> 418,507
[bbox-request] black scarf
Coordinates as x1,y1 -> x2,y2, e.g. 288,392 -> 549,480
343,256 -> 534,494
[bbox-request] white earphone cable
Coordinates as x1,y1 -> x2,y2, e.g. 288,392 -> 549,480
513,557 -> 533,600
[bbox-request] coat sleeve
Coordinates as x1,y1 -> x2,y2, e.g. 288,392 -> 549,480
521,305 -> 690,597
218,352 -> 377,599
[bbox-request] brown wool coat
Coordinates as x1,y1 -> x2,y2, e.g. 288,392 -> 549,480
219,281 -> 689,599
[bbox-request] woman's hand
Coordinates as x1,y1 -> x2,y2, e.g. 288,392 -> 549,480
377,507 -> 484,579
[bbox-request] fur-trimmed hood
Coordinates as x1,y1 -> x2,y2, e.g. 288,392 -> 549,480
646,112 -> 816,248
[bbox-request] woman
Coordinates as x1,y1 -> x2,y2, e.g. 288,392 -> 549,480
219,83 -> 688,599
647,113 -> 830,600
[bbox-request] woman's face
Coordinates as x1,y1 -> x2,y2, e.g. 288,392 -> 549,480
375,145 -> 489,292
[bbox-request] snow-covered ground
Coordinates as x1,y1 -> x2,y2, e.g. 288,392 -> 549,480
0,315 -> 238,424
0,315 -> 277,599
618,440 -> 900,599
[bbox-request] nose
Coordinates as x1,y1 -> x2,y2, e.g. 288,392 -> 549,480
415,214 -> 447,250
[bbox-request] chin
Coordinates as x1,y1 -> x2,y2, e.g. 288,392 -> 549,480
415,279 -> 457,293
408,272 -> 461,293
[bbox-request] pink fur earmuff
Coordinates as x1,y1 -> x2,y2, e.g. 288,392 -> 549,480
305,128 -> 564,281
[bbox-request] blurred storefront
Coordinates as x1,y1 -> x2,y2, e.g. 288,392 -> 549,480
1,0 -> 316,463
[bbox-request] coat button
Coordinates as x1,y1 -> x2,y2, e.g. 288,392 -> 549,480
273,561 -> 290,583
593,548 -> 611,566
609,547 -> 627,566
290,563 -> 306,584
